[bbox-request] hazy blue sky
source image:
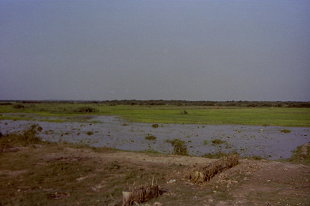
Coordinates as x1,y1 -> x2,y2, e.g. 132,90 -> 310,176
1,0 -> 310,101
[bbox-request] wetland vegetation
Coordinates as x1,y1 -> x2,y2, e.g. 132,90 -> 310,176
0,100 -> 309,205
145,134 -> 157,140
0,124 -> 309,205
0,100 -> 309,127
166,139 -> 189,156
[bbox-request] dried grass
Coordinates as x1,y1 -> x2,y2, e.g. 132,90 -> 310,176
188,154 -> 239,184
122,177 -> 159,206
122,185 -> 159,206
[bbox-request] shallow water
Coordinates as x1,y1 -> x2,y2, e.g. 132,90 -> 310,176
1,115 -> 309,160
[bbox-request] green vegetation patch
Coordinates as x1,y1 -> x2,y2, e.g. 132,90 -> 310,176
281,129 -> 291,133
166,139 -> 188,156
37,126 -> 43,132
73,106 -> 99,113
12,103 -> 25,109
1,103 -> 310,127
251,155 -> 263,160
100,106 -> 310,127
290,144 -> 310,164
138,149 -> 161,154
86,131 -> 94,136
145,134 -> 156,140
211,139 -> 226,145
0,124 -> 43,146
151,123 -> 159,128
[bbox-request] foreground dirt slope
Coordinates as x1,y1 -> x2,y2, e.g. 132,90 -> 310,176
78,149 -> 310,205
1,145 -> 309,206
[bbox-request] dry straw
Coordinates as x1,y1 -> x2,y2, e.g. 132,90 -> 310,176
188,154 -> 239,184
122,176 -> 159,206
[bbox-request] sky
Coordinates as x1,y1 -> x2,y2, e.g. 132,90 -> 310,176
1,0 -> 310,101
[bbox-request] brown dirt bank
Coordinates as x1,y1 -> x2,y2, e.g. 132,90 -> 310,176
0,144 -> 309,206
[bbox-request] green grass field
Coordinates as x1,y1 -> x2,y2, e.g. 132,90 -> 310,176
1,103 -> 310,127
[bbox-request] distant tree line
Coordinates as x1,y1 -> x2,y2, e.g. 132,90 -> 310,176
1,100 -> 310,108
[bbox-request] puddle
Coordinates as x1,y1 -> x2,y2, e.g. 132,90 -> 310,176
0,115 -> 309,160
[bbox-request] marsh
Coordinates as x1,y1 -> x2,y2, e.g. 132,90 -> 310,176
1,115 -> 309,160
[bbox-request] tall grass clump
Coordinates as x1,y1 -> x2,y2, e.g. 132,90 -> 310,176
167,139 -> 188,156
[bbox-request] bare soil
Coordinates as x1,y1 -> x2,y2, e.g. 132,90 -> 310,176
0,144 -> 309,206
